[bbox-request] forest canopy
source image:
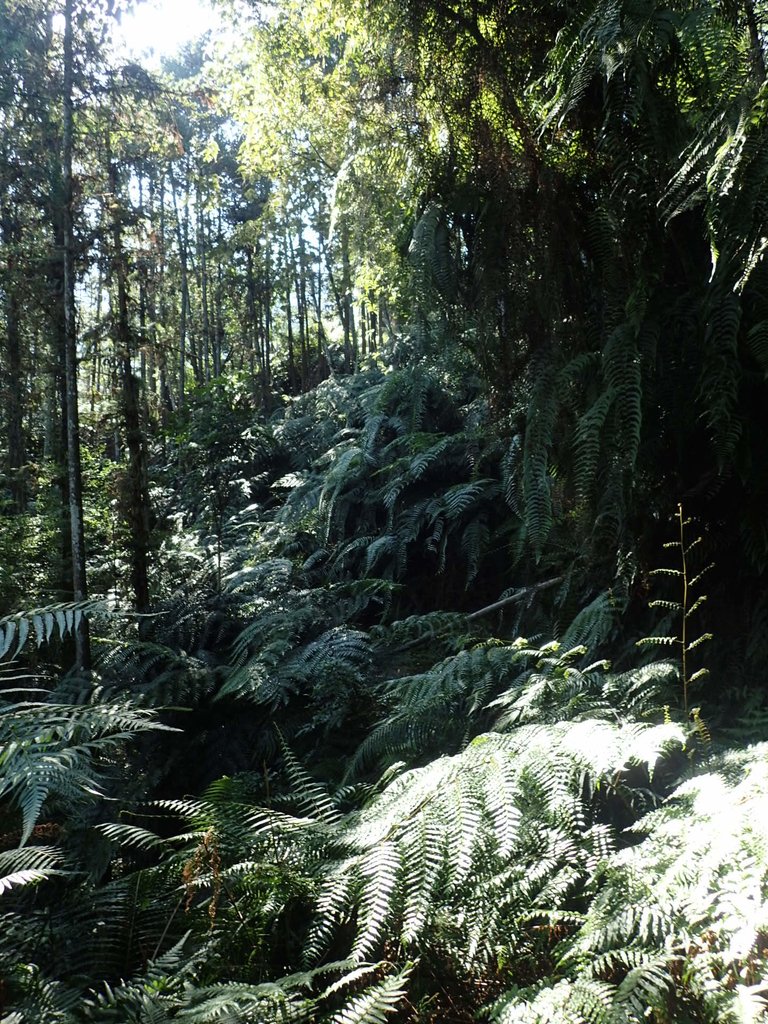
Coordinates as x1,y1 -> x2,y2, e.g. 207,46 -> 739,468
2,0 -> 768,1021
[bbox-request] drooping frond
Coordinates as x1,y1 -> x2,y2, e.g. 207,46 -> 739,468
0,697 -> 169,845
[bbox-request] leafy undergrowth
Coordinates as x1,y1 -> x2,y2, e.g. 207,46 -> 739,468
1,367 -> 767,1023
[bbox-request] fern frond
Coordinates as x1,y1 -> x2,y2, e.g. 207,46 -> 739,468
330,966 -> 412,1024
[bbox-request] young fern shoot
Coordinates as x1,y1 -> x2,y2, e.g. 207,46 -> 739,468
638,504 -> 713,715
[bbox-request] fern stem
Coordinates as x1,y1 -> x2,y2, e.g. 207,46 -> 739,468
678,504 -> 689,716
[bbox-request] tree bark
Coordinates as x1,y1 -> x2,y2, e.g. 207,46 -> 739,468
169,166 -> 189,405
341,219 -> 357,372
282,233 -> 297,390
62,0 -> 89,670
108,155 -> 152,619
2,208 -> 25,512
197,188 -> 210,382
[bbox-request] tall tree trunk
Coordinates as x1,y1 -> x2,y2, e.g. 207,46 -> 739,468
169,166 -> 189,406
62,0 -> 89,669
145,168 -> 158,416
288,231 -> 307,389
244,245 -> 259,386
2,209 -> 25,512
283,234 -> 296,391
108,155 -> 152,619
156,168 -> 173,416
320,231 -> 346,346
296,227 -> 309,388
213,207 -> 223,378
263,241 -> 272,390
341,220 -> 353,372
308,243 -> 332,377
197,188 -> 210,382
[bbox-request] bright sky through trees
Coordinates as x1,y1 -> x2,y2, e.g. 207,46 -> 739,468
115,0 -> 220,63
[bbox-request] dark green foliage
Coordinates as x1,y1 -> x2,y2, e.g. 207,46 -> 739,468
4,1 -> 768,1022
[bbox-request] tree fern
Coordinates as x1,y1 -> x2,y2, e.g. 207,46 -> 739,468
0,698 -> 168,845
0,601 -> 104,663
494,740 -> 768,1023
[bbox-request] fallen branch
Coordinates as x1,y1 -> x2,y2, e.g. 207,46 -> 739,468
466,576 -> 563,621
376,577 -> 564,657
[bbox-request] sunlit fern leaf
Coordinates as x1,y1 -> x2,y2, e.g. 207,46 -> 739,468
603,662 -> 678,717
480,747 -> 523,859
0,867 -> 56,895
0,847 -> 64,897
278,737 -> 343,826
352,841 -> 401,961
94,822 -> 168,852
339,720 -> 683,968
329,966 -> 412,1024
305,859 -> 358,965
0,600 -> 104,662
540,740 -> 768,1022
172,980 -> 310,1023
399,815 -> 445,946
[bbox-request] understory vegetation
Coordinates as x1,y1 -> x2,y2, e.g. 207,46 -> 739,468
2,0 -> 768,1021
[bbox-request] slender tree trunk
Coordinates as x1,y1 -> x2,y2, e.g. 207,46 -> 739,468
264,242 -> 272,391
2,209 -> 25,511
62,0 -> 89,669
156,170 -> 172,416
315,256 -> 323,360
169,167 -> 189,405
320,232 -> 346,341
297,227 -> 309,388
138,174 -> 149,416
146,169 -> 159,415
244,245 -> 258,386
308,243 -> 333,377
341,220 -> 353,372
197,188 -> 210,382
89,259 -> 103,414
213,207 -> 224,378
283,234 -> 296,390
288,231 -> 307,389
108,155 -> 152,619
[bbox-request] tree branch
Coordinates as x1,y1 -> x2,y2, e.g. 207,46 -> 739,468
376,577 -> 563,657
